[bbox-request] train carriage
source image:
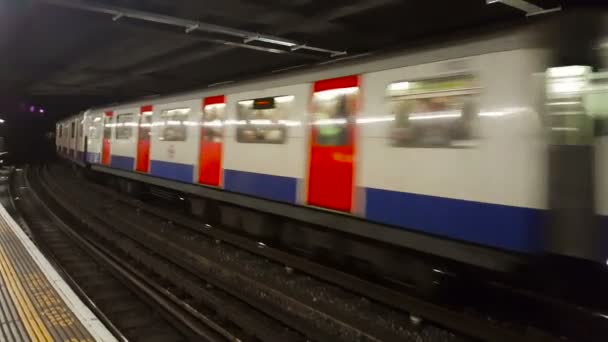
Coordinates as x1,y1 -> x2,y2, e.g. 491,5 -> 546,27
358,49 -> 548,252
223,84 -> 309,204
148,100 -> 200,182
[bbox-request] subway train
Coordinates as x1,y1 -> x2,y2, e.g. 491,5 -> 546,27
55,16 -> 608,285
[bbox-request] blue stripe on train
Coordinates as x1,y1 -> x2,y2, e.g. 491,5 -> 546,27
86,152 -> 101,164
364,187 -> 543,253
99,156 -> 543,252
223,169 -> 297,204
150,160 -> 194,183
110,155 -> 134,171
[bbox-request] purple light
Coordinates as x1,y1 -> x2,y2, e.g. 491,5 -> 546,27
39,108 -> 44,114
29,106 -> 35,113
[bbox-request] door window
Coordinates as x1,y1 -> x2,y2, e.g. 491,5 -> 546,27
311,88 -> 358,146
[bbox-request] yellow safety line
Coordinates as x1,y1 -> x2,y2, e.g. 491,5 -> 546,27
0,241 -> 53,342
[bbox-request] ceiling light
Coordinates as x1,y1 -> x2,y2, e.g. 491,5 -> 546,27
388,82 -> 410,91
547,66 -> 590,78
254,37 -> 296,47
275,95 -> 295,103
314,87 -> 359,100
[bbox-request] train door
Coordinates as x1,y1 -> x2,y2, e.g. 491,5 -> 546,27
70,120 -> 76,158
63,123 -> 67,155
136,105 -> 153,172
199,96 -> 225,186
78,118 -> 85,162
102,111 -> 113,165
307,75 -> 359,212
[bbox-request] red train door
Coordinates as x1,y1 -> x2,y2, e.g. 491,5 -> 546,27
307,76 -> 359,212
136,105 -> 153,172
101,111 -> 113,165
199,96 -> 225,186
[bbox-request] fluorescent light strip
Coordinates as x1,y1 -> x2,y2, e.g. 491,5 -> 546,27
204,103 -> 226,110
356,116 -> 394,124
314,87 -> 359,100
388,82 -> 410,91
275,95 -> 294,103
408,110 -> 461,121
313,118 -> 347,125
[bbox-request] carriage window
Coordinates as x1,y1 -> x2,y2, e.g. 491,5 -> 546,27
79,121 -> 84,138
89,116 -> 102,139
160,108 -> 190,141
312,87 -> 358,146
116,113 -> 135,140
236,96 -> 293,144
58,126 -> 62,138
387,75 -> 479,148
202,103 -> 226,143
71,122 -> 75,138
586,78 -> 608,137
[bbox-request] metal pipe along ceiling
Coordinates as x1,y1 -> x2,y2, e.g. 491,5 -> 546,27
486,0 -> 562,17
36,0 -> 348,57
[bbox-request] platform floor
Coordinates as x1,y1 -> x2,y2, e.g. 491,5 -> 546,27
0,190 -> 116,341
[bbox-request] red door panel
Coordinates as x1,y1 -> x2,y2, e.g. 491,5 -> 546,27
136,105 -> 153,172
102,111 -> 113,165
307,145 -> 354,211
307,76 -> 359,212
199,95 -> 225,186
136,140 -> 150,171
199,141 -> 222,186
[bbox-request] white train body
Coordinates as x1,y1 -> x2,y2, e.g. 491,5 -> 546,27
58,27 -> 573,260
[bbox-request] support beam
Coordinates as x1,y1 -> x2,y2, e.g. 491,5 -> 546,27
487,0 -> 561,16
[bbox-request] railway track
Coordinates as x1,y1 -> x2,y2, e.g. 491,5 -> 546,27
37,161 -> 584,342
36,164 -> 311,341
11,166 -> 228,342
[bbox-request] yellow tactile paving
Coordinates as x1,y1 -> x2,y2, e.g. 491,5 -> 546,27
0,172 -> 116,342
0,242 -> 53,341
0,211 -> 96,341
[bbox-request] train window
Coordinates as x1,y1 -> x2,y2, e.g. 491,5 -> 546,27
59,125 -> 62,138
79,121 -> 84,138
202,102 -> 226,142
236,95 -> 293,144
89,116 -> 102,139
160,108 -> 190,141
312,88 -> 358,146
138,110 -> 153,142
387,75 -> 479,148
103,116 -> 112,140
586,77 -> 608,137
71,122 -> 75,138
115,113 -> 135,140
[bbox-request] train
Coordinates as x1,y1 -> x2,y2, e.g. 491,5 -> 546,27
55,14 -> 608,286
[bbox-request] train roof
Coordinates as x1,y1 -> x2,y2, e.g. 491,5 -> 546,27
68,23 -> 549,119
